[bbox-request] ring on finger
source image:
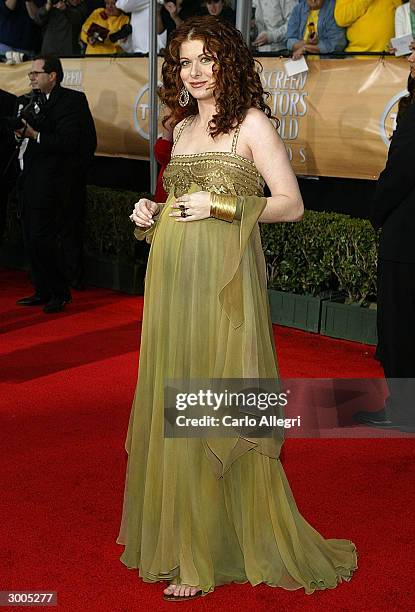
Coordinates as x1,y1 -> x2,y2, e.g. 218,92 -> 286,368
180,210 -> 188,218
179,203 -> 187,212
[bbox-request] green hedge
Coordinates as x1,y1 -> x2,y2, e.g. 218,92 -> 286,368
2,188 -> 379,304
85,185 -> 150,264
260,210 -> 378,305
2,185 -> 151,265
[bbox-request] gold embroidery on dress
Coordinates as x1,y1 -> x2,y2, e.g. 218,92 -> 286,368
163,153 -> 265,197
165,116 -> 265,197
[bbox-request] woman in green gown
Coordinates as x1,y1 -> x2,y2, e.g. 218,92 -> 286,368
118,16 -> 357,602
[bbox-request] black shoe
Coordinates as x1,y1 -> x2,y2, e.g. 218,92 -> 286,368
71,281 -> 86,291
354,409 -> 415,433
16,294 -> 49,306
43,294 -> 71,314
353,409 -> 392,427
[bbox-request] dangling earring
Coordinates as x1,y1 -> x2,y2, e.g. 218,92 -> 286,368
178,86 -> 190,107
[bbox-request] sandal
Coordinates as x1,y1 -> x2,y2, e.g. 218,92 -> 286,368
163,584 -> 203,602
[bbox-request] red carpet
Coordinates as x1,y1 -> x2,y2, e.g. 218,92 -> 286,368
1,268 -> 414,611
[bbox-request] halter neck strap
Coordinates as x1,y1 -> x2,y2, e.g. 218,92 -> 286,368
171,116 -> 192,156
231,124 -> 241,154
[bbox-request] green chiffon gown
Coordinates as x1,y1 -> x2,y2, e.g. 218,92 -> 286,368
116,123 -> 357,595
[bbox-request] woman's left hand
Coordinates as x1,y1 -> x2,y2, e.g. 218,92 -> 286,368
169,191 -> 211,222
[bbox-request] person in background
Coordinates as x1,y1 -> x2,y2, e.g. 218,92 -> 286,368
80,0 -> 130,54
334,0 -> 402,53
162,0 -> 203,40
0,0 -> 42,56
0,89 -> 17,244
395,0 -> 415,37
60,88 -> 97,291
286,0 -> 346,60
32,0 -> 88,56
252,0 -> 296,53
396,73 -> 415,124
354,50 -> 415,433
114,0 -> 166,54
86,0 -> 104,12
203,0 -> 235,24
14,55 -> 81,313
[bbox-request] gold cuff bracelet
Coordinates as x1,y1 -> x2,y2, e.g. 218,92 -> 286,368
210,193 -> 237,223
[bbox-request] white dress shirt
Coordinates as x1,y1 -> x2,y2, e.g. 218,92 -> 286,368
253,0 -> 297,52
18,92 -> 50,170
115,0 -> 167,54
395,3 -> 412,38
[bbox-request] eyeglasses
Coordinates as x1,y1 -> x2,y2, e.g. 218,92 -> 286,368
27,71 -> 47,78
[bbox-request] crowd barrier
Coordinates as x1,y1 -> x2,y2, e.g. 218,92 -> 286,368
0,55 -> 410,179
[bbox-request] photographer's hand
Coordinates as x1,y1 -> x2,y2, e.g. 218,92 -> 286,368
15,119 -> 39,141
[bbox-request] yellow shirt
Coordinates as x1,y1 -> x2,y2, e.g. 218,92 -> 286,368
81,9 -> 130,55
303,9 -> 320,42
334,0 -> 402,52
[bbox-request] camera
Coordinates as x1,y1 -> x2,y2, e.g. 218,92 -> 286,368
108,23 -> 132,43
6,89 -> 48,133
86,23 -> 110,43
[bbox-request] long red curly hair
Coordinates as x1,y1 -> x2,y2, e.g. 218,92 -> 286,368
159,16 -> 277,137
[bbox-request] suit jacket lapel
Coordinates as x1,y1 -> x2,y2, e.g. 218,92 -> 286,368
44,85 -> 63,113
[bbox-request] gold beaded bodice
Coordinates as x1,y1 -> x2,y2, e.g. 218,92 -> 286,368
163,117 -> 265,198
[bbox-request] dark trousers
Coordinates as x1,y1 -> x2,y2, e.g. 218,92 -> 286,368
60,177 -> 86,286
0,186 -> 8,244
377,259 -> 415,426
20,189 -> 69,300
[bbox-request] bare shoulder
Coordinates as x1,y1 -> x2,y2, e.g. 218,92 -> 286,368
243,107 -> 275,129
241,108 -> 280,142
240,108 -> 283,158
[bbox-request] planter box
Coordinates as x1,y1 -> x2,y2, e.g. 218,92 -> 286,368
268,289 -> 322,333
84,255 -> 145,295
320,299 -> 377,345
0,245 -> 145,295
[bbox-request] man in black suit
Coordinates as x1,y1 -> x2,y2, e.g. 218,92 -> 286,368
0,88 -> 17,243
15,54 -> 95,313
60,86 -> 96,291
355,50 -> 415,433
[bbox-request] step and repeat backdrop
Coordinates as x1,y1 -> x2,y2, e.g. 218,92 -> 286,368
0,56 -> 410,180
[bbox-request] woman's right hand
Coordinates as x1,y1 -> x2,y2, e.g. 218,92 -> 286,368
130,198 -> 160,228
